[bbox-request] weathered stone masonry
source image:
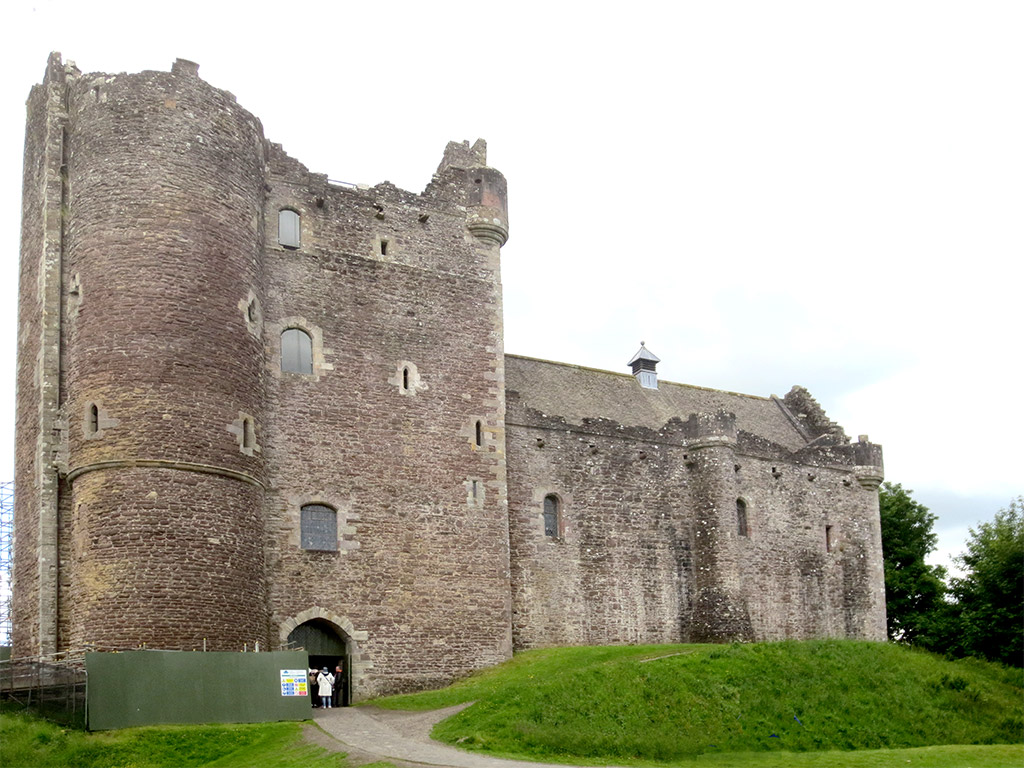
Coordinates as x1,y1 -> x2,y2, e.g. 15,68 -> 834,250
15,55 -> 886,699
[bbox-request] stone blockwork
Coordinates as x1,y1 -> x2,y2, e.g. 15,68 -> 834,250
15,54 -> 885,699
505,356 -> 887,648
258,134 -> 511,697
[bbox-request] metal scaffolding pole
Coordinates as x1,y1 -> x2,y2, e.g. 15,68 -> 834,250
0,480 -> 13,648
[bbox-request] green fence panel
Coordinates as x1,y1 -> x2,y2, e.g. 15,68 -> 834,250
85,650 -> 313,730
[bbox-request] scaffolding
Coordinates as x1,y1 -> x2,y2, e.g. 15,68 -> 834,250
0,480 -> 12,648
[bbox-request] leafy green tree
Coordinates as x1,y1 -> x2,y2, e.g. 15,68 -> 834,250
878,482 -> 950,649
950,497 -> 1024,667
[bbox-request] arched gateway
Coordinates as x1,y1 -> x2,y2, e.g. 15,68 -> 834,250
286,618 -> 352,706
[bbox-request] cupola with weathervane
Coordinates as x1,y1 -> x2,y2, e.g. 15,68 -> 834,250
628,342 -> 660,389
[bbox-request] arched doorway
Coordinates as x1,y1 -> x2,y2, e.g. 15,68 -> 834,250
287,619 -> 351,707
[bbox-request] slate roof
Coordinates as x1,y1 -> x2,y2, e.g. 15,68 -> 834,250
504,354 -> 810,453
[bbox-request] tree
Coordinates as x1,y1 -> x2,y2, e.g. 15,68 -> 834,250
950,497 -> 1024,667
878,482 -> 950,649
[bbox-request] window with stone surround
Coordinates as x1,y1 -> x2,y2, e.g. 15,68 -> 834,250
737,498 -> 749,537
543,495 -> 560,538
242,416 -> 255,450
281,328 -> 313,374
279,209 -> 300,249
301,504 -> 338,551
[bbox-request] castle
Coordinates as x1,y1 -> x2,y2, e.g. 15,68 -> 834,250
14,54 -> 886,700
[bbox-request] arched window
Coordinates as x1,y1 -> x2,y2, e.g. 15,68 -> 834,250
87,403 -> 99,436
301,504 -> 338,551
281,328 -> 313,374
737,499 -> 749,537
543,495 -> 560,538
279,209 -> 301,249
475,420 -> 483,447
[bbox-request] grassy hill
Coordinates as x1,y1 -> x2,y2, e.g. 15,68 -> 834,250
0,714 -> 350,768
373,640 -> 1023,762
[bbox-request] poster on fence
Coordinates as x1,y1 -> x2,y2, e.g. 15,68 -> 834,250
280,669 -> 308,697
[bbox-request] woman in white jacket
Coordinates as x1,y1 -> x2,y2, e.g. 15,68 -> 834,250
316,667 -> 335,709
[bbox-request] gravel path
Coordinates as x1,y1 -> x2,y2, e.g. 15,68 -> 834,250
308,704 -> 627,768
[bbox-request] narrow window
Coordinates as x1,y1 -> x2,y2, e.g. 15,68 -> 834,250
242,417 -> 254,449
380,239 -> 389,256
278,209 -> 300,249
737,499 -> 748,537
301,504 -> 339,551
88,404 -> 99,435
247,298 -> 258,323
472,480 -> 479,500
475,420 -> 483,447
543,495 -> 560,538
825,525 -> 834,553
402,367 -> 409,390
281,328 -> 313,374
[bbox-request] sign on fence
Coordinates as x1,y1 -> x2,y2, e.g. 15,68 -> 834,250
279,669 -> 308,697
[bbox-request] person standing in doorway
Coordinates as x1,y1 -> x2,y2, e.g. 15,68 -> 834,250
333,661 -> 344,707
308,668 -> 319,708
317,667 -> 335,709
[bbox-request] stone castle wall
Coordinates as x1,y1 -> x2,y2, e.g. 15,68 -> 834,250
258,143 -> 512,696
14,54 -> 884,698
15,55 -> 514,696
505,364 -> 887,648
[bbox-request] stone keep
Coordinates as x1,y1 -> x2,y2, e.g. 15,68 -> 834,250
14,55 -> 886,699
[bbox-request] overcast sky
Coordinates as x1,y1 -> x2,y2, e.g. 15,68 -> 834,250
1,1 -> 1020,573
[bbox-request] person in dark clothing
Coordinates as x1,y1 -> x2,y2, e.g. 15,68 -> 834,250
333,662 -> 344,707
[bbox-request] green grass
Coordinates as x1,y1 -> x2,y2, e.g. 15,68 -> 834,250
0,710 -> 348,768
373,640 -> 1024,763
658,744 -> 1024,767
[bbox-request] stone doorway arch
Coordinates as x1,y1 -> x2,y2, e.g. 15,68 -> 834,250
280,608 -> 369,705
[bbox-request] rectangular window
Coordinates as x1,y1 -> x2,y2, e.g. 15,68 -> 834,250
301,504 -> 338,551
544,495 -> 559,538
279,209 -> 301,249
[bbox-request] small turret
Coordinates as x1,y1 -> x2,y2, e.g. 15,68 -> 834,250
853,435 -> 885,489
628,342 -> 660,389
437,139 -> 509,247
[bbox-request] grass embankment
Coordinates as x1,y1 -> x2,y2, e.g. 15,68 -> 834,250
375,640 -> 1024,763
0,711 -> 351,768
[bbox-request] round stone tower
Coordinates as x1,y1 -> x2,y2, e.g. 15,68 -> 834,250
50,57 -> 269,651
683,411 -> 753,642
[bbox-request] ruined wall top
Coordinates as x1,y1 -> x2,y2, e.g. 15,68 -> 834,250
782,385 -> 849,442
437,138 -> 488,172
